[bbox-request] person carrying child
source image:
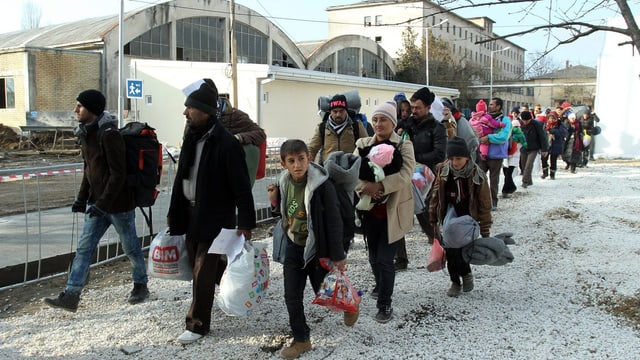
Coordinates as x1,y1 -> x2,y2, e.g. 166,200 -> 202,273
355,101 -> 415,323
355,142 -> 402,211
469,99 -> 506,160
267,139 -> 355,359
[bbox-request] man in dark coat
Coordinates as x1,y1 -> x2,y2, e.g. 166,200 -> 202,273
519,110 -> 549,187
168,80 -> 256,344
44,89 -> 149,312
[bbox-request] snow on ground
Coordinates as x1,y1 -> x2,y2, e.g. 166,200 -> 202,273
1,161 -> 640,359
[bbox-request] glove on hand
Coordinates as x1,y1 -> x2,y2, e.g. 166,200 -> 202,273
86,205 -> 107,218
71,200 -> 87,213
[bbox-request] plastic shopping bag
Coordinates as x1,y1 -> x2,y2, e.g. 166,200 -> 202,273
147,228 -> 192,281
216,241 -> 269,316
426,237 -> 446,272
312,258 -> 361,313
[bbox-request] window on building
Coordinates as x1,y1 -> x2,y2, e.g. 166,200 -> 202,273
364,16 -> 371,26
0,77 -> 15,109
125,24 -> 170,59
337,47 -> 360,76
432,17 -> 436,26
446,23 -> 450,33
453,24 -> 456,35
175,17 -> 226,62
439,19 -> 444,29
383,63 -> 394,81
272,42 -> 298,68
375,15 -> 382,26
363,50 -> 379,78
235,22 -> 268,64
315,56 -> 334,73
375,36 -> 382,42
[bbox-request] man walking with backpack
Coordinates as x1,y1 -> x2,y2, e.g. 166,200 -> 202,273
308,94 -> 367,165
44,89 -> 149,312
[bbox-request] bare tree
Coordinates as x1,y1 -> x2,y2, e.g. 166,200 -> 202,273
525,52 -> 561,79
392,1 -> 639,73
21,0 -> 42,30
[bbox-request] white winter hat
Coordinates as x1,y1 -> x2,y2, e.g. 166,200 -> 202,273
372,101 -> 398,126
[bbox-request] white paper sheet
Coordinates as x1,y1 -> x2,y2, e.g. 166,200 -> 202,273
208,228 -> 245,260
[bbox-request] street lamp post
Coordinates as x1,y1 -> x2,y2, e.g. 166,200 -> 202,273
490,46 -> 510,99
425,19 -> 448,86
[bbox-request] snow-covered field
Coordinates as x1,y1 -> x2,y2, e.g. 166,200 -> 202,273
2,161 -> 639,359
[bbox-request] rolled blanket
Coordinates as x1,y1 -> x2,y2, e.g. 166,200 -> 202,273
494,232 -> 515,245
461,236 -> 514,266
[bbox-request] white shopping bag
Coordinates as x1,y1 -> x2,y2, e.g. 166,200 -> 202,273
147,228 -> 192,281
216,241 -> 269,316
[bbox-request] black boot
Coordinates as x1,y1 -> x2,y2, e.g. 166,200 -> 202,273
128,283 -> 150,304
44,291 -> 80,312
549,170 -> 556,180
541,167 -> 548,179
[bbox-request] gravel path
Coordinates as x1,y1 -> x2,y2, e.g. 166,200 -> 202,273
1,161 -> 639,359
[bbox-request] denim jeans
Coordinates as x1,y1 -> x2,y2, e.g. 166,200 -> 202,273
283,241 -> 326,342
66,209 -> 147,294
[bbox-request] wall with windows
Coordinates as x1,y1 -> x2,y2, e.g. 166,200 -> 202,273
307,35 -> 396,80
327,1 -> 525,84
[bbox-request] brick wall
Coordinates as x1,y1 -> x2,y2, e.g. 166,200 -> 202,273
32,49 -> 102,111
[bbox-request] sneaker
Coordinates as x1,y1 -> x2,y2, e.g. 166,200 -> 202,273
343,305 -> 359,327
44,291 -> 80,312
280,340 -> 311,359
128,283 -> 150,304
394,261 -> 408,272
462,274 -> 474,292
447,283 -> 462,297
177,330 -> 203,344
374,306 -> 393,323
501,193 -> 511,199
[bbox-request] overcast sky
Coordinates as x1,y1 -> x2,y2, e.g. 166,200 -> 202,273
1,0 -> 634,68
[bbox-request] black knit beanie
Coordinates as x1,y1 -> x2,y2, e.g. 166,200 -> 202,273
447,136 -> 470,158
329,94 -> 348,111
520,110 -> 533,121
76,89 -> 106,116
411,87 -> 435,106
185,79 -> 218,115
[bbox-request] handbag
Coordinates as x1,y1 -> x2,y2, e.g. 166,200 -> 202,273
487,140 -> 509,159
272,218 -> 288,264
216,241 -> 270,316
147,228 -> 192,281
426,237 -> 446,272
412,181 -> 427,215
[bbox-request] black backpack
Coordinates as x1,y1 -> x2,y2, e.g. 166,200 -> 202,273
100,121 -> 162,232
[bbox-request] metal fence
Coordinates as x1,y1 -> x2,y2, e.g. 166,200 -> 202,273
0,146 -> 282,290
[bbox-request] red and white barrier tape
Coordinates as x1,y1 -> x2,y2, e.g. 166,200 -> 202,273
0,168 -> 83,183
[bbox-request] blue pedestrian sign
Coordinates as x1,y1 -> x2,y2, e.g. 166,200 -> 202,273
126,79 -> 143,99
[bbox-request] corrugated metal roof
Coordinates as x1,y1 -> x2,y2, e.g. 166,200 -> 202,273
0,15 -> 117,49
